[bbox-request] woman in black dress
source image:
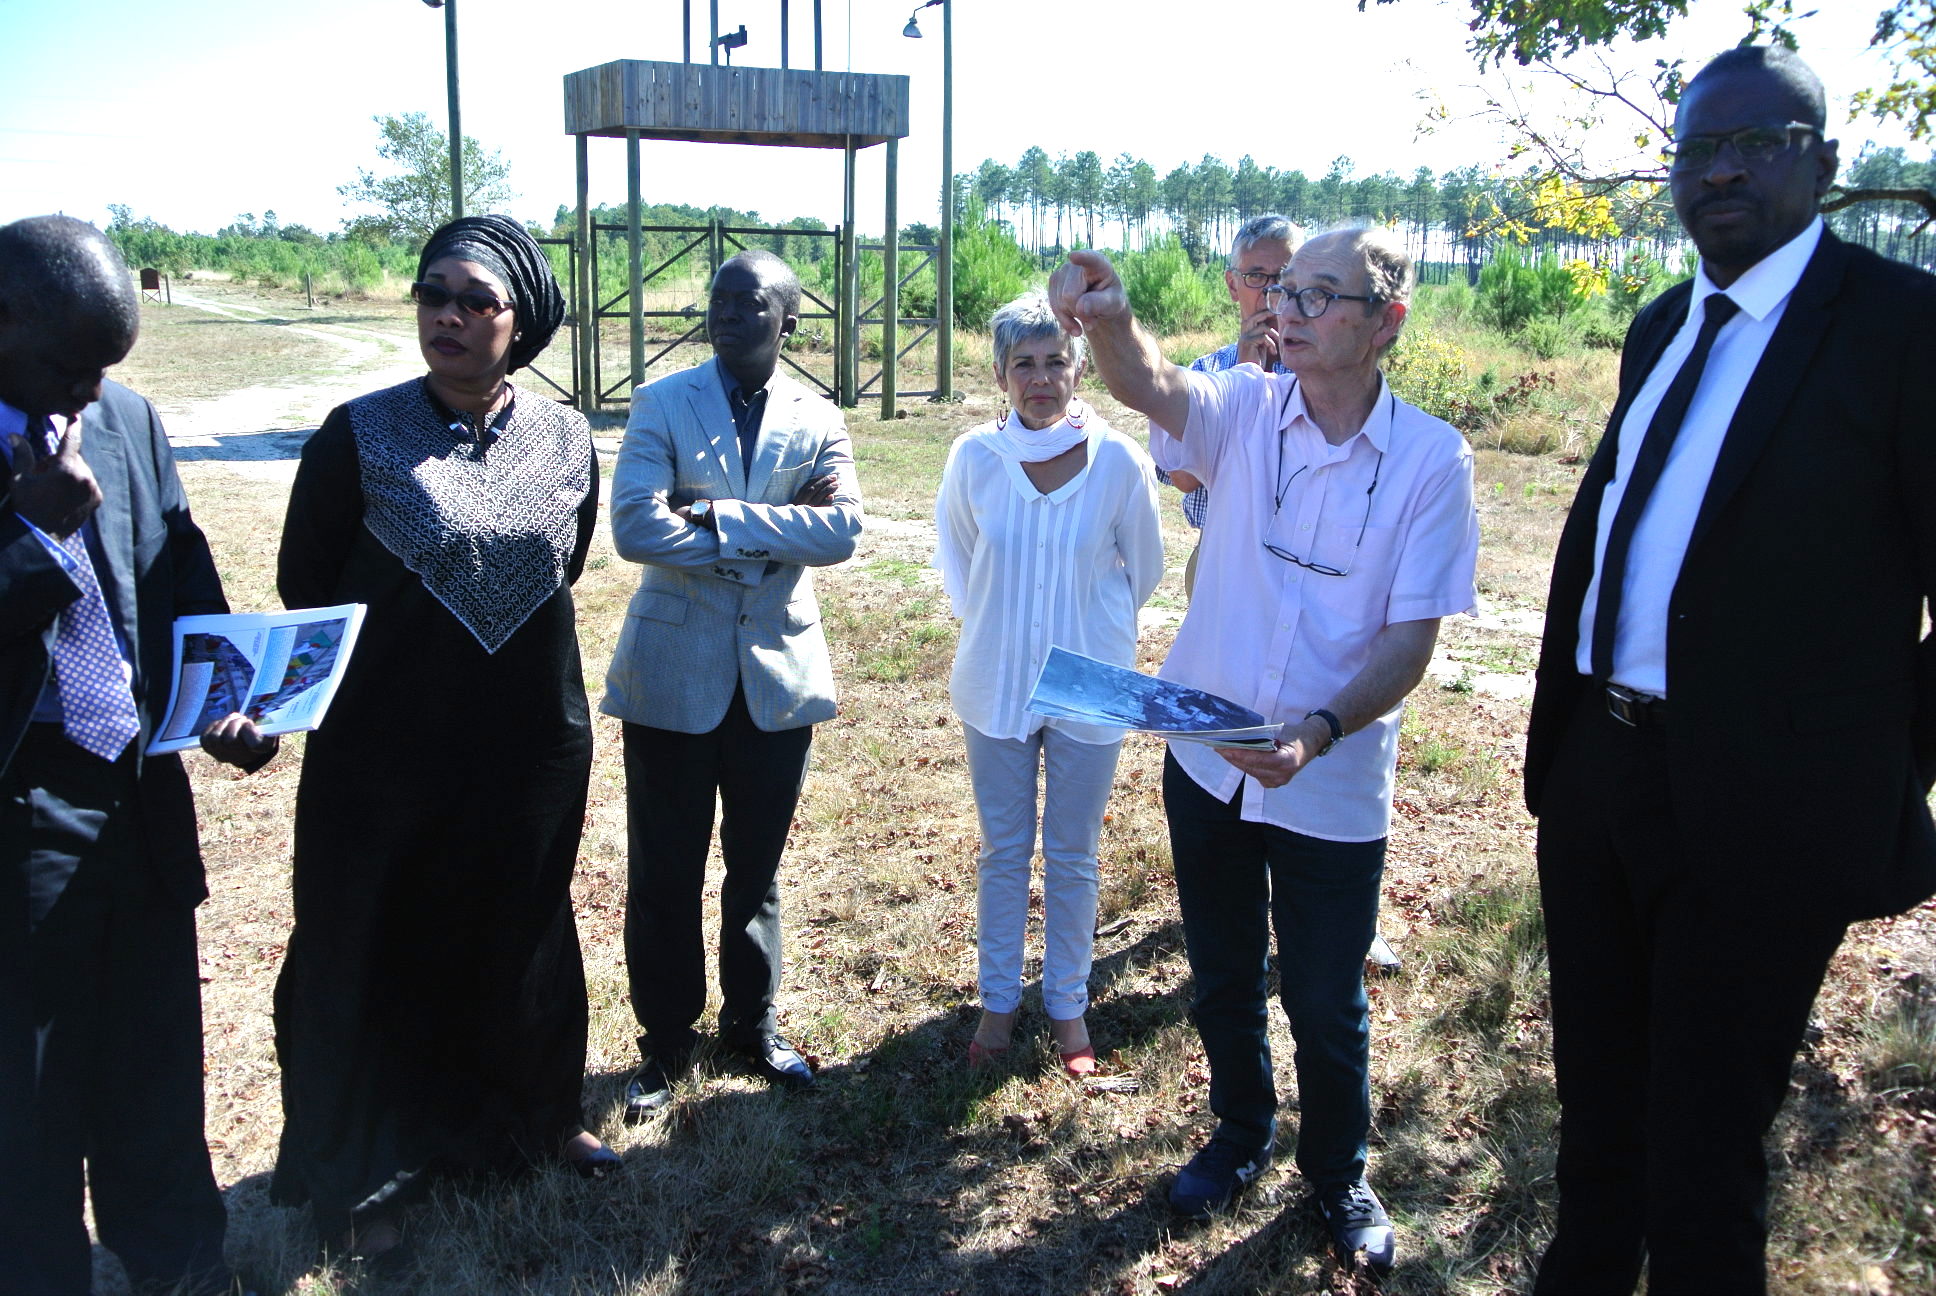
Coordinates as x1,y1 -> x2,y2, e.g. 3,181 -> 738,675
273,215 -> 614,1263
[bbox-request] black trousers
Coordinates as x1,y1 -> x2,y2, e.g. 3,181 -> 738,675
0,727 -> 231,1296
621,686 -> 813,1056
1533,693 -> 1847,1296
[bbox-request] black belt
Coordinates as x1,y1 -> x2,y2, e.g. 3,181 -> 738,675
1604,682 -> 1667,729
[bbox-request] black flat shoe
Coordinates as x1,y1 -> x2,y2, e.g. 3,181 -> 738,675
567,1141 -> 623,1179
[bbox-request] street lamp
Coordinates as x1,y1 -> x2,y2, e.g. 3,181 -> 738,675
903,0 -> 952,399
421,0 -> 462,220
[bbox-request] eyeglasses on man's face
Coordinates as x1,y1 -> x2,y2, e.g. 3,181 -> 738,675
1232,268 -> 1291,289
1262,283 -> 1382,320
1662,122 -> 1816,172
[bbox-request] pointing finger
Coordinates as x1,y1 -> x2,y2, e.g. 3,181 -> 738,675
55,415 -> 83,460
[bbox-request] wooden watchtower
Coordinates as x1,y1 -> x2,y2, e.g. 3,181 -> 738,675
563,3 -> 914,411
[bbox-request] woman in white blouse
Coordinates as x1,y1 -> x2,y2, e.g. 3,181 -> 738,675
934,290 -> 1163,1076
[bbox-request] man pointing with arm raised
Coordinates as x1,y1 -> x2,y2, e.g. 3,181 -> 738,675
1049,231 -> 1476,1276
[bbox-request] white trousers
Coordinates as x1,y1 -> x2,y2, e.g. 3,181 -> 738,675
961,723 -> 1123,1020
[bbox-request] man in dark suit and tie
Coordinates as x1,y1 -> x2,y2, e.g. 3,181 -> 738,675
0,216 -> 273,1296
1524,46 -> 1936,1294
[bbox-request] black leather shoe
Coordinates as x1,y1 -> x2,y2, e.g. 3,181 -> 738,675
1316,1177 -> 1395,1275
728,1032 -> 815,1089
624,1031 -> 699,1125
624,1055 -> 682,1125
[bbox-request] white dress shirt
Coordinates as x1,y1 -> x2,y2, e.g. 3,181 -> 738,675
1577,217 -> 1824,695
934,416 -> 1164,744
1165,367 -> 1479,841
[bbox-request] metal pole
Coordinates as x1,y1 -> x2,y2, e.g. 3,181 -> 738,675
627,130 -> 645,391
780,0 -> 789,69
683,0 -> 692,62
710,0 -> 719,65
575,133 -> 593,411
937,0 -> 953,399
445,0 -> 463,219
882,136 -> 899,420
842,136 -> 859,407
813,0 -> 823,69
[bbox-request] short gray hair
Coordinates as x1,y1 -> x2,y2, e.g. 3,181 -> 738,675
990,289 -> 1084,379
1303,225 -> 1416,356
1228,214 -> 1301,266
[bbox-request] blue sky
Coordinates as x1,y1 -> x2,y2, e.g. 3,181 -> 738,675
0,0 -> 1916,238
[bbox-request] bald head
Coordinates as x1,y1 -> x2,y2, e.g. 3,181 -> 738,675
0,216 -> 139,418
1686,44 -> 1828,131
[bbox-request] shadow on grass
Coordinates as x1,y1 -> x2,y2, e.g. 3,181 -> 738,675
170,427 -> 316,464
214,917 -> 1563,1294
178,315 -> 397,330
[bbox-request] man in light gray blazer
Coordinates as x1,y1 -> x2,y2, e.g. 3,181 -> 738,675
604,250 -> 862,1119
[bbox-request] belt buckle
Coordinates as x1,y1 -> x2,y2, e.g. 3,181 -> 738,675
1605,683 -> 1645,727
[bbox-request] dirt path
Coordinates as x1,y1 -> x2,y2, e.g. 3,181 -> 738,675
162,290 -> 421,481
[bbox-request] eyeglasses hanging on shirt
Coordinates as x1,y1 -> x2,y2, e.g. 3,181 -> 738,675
1262,381 -> 1390,578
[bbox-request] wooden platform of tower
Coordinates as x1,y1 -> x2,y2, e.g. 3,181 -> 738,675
563,5 -> 919,412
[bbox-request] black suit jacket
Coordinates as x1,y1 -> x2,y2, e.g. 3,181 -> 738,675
1526,230 -> 1936,923
0,381 -> 229,909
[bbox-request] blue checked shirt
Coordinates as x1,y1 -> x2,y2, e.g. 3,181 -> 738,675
1153,343 -> 1288,529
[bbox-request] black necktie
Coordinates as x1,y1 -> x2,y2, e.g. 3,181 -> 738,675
1590,292 -> 1741,681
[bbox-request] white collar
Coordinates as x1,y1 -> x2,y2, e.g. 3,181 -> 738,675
1692,215 -> 1823,323
1280,373 -> 1396,453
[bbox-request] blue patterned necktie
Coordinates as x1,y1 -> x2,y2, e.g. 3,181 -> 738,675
38,420 -> 141,761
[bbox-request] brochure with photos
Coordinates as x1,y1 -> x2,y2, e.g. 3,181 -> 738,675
1024,646 -> 1280,749
148,604 -> 367,755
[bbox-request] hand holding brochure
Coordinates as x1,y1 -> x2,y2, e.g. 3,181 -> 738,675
147,604 -> 366,755
1025,646 -> 1280,749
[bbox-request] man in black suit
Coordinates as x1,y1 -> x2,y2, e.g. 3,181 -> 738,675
0,216 -> 273,1296
1525,47 -> 1936,1294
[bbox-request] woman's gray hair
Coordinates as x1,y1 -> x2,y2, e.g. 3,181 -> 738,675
990,289 -> 1085,379
1229,214 -> 1300,266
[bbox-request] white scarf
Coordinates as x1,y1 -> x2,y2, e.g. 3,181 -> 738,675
986,397 -> 1091,463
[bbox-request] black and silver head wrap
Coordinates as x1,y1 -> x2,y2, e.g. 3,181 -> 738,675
417,214 -> 565,373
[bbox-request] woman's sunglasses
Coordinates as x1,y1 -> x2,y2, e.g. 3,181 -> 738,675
411,281 -> 513,319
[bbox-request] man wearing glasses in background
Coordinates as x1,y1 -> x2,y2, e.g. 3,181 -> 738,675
1049,226 -> 1477,1276
1525,46 -> 1936,1293
1148,214 -> 1299,596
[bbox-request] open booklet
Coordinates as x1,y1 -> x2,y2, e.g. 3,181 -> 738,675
147,604 -> 367,756
1024,646 -> 1280,749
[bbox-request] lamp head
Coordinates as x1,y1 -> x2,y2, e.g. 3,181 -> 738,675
421,0 -> 444,8
903,15 -> 922,37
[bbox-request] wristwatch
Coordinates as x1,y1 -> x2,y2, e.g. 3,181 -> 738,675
689,498 -> 714,530
1304,708 -> 1343,757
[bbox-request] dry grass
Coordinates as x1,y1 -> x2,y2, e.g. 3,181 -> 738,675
114,301 -> 356,407
101,307 -> 1936,1295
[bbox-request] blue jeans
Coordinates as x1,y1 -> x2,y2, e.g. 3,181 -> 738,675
1163,750 -> 1382,1185
961,723 -> 1122,1020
